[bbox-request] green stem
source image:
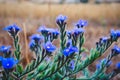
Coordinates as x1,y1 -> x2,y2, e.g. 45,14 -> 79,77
41,57 -> 68,79
63,40 -> 113,79
13,36 -> 21,60
18,50 -> 46,79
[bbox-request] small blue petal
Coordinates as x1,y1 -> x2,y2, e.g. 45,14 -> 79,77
116,30 -> 120,37
30,34 -> 43,42
96,63 -> 101,69
75,19 -> 88,28
116,62 -> 120,70
29,40 -> 36,50
38,26 -> 59,38
100,37 -> 108,43
44,42 -> 56,53
110,29 -> 120,40
56,15 -> 67,23
0,45 -> 11,53
69,60 -> 75,70
112,45 -> 120,55
63,46 -> 78,56
73,28 -> 84,36
3,24 -> 21,36
0,56 -> 3,61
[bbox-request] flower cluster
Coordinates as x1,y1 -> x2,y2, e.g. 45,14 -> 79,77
56,15 -> 67,27
38,26 -> 59,42
3,24 -> 21,37
111,45 -> 120,56
0,45 -> 18,69
75,19 -> 88,28
110,29 -> 120,41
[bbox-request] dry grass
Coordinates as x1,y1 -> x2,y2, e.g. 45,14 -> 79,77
0,2 -> 120,22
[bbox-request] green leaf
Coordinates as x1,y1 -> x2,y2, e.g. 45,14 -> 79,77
54,72 -> 63,79
81,36 -> 85,46
51,63 -> 57,73
37,62 -> 46,72
27,72 -> 34,78
13,72 -> 18,77
81,47 -> 88,53
16,64 -> 23,74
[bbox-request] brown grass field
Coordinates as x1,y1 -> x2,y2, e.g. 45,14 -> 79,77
0,2 -> 120,79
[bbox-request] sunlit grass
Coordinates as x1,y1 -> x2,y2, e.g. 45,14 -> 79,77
0,2 -> 120,22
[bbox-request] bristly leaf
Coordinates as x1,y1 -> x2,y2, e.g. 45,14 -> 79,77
16,64 -> 23,74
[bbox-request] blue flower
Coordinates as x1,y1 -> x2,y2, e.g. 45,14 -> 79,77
56,15 -> 67,27
38,26 -> 59,40
112,45 -> 120,56
116,62 -> 120,70
0,46 -> 11,53
29,40 -> 36,51
67,31 -> 72,39
110,29 -> 120,40
50,29 -> 59,39
69,60 -> 75,70
38,26 -> 49,35
44,42 -> 56,53
75,19 -> 88,28
73,28 -> 84,36
30,34 -> 43,43
116,30 -> 120,37
39,26 -> 59,35
66,39 -> 72,48
100,37 -> 108,43
0,56 -> 3,61
63,46 -> 78,56
96,63 -> 101,69
1,57 -> 18,69
3,24 -> 21,37
96,58 -> 112,69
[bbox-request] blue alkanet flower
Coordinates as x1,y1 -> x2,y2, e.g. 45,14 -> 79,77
100,37 -> 108,43
56,15 -> 67,27
38,26 -> 49,35
1,57 -> 18,69
63,46 -> 78,56
69,60 -> 75,70
30,34 -> 43,43
67,31 -> 72,39
75,19 -> 88,28
73,28 -> 84,36
110,29 -> 120,40
116,30 -> 120,37
38,26 -> 59,40
0,56 -> 3,61
112,45 -> 120,56
116,62 -> 120,70
66,39 -> 72,48
0,45 -> 11,54
50,29 -> 59,39
3,24 -> 21,37
96,58 -> 112,69
29,40 -> 36,51
67,28 -> 84,39
44,42 -> 56,53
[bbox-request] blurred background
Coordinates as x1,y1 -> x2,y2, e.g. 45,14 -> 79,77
0,0 -> 120,79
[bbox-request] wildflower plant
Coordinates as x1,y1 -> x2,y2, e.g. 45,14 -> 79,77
0,15 -> 120,80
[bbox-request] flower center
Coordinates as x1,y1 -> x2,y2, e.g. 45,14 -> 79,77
7,63 -> 9,66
